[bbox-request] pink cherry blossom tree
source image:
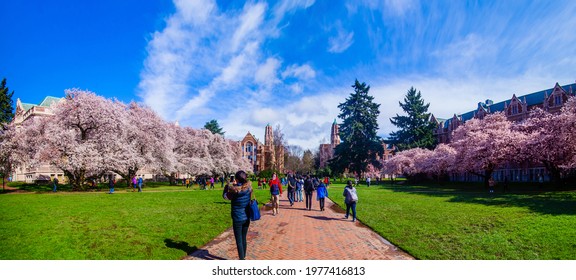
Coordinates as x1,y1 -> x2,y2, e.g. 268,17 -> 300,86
29,89 -> 124,190
450,112 -> 527,188
0,123 -> 24,190
520,96 -> 576,182
109,102 -> 169,187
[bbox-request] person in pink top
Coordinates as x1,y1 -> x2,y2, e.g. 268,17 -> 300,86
269,173 -> 283,216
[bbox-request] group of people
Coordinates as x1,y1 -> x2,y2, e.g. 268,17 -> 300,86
224,170 -> 360,260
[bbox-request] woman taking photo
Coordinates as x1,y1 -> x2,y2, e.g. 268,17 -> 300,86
223,170 -> 252,260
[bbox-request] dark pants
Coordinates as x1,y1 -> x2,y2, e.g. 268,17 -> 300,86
345,202 -> 357,221
305,192 -> 313,210
232,219 -> 250,260
288,189 -> 295,205
319,198 -> 325,210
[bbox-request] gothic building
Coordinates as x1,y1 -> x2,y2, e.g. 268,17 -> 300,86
431,82 -> 576,182
318,119 -> 395,173
240,124 -> 284,174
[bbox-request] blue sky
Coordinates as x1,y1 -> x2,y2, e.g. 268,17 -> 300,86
3,0 -> 576,150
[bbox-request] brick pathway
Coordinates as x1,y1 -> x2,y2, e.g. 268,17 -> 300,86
185,193 -> 414,260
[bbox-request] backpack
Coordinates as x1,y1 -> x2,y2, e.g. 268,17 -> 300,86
347,188 -> 358,202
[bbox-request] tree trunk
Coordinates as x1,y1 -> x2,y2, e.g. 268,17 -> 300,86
542,161 -> 562,184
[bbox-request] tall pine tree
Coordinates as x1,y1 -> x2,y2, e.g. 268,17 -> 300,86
330,80 -> 383,176
389,87 -> 436,151
0,78 -> 15,128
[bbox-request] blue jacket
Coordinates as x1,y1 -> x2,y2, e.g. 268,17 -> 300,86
316,183 -> 328,200
230,185 -> 252,222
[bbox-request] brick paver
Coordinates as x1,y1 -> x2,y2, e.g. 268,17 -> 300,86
185,193 -> 414,260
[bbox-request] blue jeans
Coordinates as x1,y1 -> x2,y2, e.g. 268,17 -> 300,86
345,202 -> 357,221
232,219 -> 250,260
138,183 -> 142,192
288,190 -> 295,205
53,183 -> 57,192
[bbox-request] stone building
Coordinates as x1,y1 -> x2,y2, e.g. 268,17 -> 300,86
240,124 -> 284,174
12,97 -> 65,183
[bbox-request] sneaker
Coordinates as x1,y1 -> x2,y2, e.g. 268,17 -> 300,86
344,215 -> 348,219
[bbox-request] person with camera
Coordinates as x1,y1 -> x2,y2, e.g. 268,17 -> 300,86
222,171 -> 252,260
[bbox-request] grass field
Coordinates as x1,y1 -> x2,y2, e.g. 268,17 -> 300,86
1,181 -> 575,259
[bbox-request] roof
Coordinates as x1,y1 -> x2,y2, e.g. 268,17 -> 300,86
39,96 -> 62,107
438,82 -> 576,130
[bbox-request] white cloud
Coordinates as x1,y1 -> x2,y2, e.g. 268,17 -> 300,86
282,64 -> 316,80
328,24 -> 354,53
255,58 -> 281,87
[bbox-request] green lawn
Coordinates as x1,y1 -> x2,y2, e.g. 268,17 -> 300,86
1,181 -> 575,259
329,183 -> 576,260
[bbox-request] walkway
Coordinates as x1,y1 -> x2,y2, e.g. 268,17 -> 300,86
185,193 -> 414,260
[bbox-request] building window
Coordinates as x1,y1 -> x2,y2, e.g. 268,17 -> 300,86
555,95 -> 562,106
511,105 -> 518,115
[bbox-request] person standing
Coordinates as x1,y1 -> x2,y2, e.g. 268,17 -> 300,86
132,176 -> 138,192
316,180 -> 328,211
304,175 -> 315,211
269,173 -> 282,215
137,176 -> 143,192
296,177 -> 304,202
223,170 -> 253,260
210,177 -> 215,189
343,180 -> 358,222
287,174 -> 296,207
108,175 -> 115,194
52,177 -> 58,192
366,176 -> 371,187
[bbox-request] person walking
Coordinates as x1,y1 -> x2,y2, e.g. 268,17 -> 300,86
52,177 -> 58,192
269,173 -> 282,215
210,177 -> 215,189
343,180 -> 358,222
304,175 -> 315,211
132,176 -> 138,192
137,176 -> 143,192
223,170 -> 253,260
287,174 -> 296,207
296,177 -> 304,202
108,175 -> 115,194
316,180 -> 328,211
366,176 -> 371,187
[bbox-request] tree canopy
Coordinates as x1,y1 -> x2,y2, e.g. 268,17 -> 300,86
0,78 -> 15,127
330,80 -> 383,176
389,87 -> 436,151
204,119 -> 224,135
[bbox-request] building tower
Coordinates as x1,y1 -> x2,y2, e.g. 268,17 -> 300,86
330,119 -> 341,147
264,123 -> 274,146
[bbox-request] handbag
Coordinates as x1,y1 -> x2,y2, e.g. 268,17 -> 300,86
249,199 -> 261,221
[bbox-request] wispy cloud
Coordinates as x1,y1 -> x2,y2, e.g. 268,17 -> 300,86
327,22 -> 354,53
139,0 -> 576,151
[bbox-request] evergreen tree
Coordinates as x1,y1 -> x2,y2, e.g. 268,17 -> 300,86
0,78 -> 15,128
329,80 -> 384,176
389,87 -> 436,151
203,119 -> 224,135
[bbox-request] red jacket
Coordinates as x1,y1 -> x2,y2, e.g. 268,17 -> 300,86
269,178 -> 283,194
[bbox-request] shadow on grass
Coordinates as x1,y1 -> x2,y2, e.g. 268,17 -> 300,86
384,183 -> 576,216
164,238 -> 198,255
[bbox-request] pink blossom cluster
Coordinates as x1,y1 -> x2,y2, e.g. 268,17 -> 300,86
5,89 -> 251,189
